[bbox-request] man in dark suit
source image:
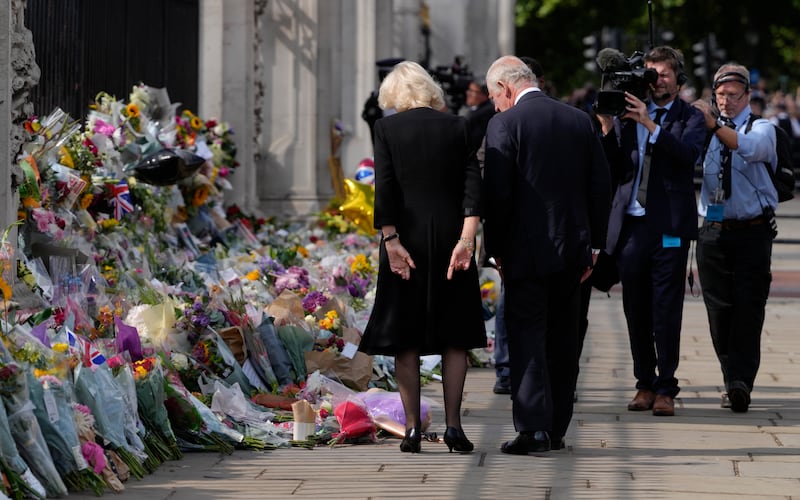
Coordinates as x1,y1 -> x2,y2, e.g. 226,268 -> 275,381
596,46 -> 706,416
483,55 -> 611,453
465,78 -> 496,156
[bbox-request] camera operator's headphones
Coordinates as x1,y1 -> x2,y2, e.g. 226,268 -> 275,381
711,70 -> 751,108
663,47 -> 688,86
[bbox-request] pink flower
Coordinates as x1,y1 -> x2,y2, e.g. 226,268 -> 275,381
93,119 -> 117,137
81,441 -> 107,474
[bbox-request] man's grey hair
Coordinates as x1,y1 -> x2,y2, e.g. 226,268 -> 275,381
486,56 -> 536,95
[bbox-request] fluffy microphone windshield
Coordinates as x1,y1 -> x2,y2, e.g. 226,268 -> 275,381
596,48 -> 628,72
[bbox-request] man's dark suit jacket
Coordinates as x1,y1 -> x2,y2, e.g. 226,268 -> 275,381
483,91 -> 611,280
601,98 -> 706,255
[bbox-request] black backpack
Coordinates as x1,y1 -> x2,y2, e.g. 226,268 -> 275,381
745,114 -> 796,202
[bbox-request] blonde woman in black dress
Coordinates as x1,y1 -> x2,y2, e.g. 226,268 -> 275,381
359,61 -> 486,454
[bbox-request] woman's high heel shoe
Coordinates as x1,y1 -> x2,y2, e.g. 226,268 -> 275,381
443,427 -> 474,453
400,427 -> 422,453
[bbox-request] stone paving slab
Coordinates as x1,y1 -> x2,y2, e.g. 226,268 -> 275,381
64,277 -> 800,499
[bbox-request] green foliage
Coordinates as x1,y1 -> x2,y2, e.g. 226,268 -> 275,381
514,0 -> 800,96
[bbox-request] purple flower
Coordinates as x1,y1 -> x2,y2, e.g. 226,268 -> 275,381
347,276 -> 371,298
257,256 -> 285,274
302,291 -> 328,313
273,265 -> 311,295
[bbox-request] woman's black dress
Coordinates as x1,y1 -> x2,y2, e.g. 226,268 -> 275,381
359,107 -> 486,356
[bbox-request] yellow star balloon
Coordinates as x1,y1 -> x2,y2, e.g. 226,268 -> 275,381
339,178 -> 377,235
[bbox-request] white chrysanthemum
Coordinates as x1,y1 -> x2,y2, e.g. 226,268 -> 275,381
172,352 -> 189,371
125,304 -> 153,340
72,406 -> 96,435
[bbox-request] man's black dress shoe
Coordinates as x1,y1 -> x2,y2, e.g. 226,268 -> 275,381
500,431 -> 551,454
728,381 -> 751,413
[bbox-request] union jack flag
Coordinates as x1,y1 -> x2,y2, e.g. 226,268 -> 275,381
66,327 -> 106,366
110,179 -> 134,220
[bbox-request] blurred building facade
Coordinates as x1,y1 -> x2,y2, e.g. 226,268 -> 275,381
1,0 -> 514,231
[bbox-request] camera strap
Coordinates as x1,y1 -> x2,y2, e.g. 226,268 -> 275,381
636,108 -> 668,207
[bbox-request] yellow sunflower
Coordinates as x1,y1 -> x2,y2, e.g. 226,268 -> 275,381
190,115 -> 204,131
126,103 -> 140,118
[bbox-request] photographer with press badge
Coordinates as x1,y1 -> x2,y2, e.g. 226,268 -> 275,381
596,46 -> 706,417
691,64 -> 778,414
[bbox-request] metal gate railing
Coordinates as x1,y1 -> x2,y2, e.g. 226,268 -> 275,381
25,0 -> 199,120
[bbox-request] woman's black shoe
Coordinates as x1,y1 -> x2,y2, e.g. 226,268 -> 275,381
400,427 -> 422,453
443,427 -> 474,453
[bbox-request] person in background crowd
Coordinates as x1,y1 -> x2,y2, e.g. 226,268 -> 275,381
768,95 -> 800,170
692,63 -> 778,413
465,78 -> 496,156
483,55 -> 611,454
595,46 -> 705,417
359,61 -> 486,454
361,58 -> 404,146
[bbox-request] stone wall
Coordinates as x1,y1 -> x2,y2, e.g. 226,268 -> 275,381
1,0 -> 39,238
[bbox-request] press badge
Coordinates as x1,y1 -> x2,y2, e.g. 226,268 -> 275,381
662,234 -> 681,248
706,204 -> 724,222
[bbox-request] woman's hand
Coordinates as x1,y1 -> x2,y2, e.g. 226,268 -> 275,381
447,238 -> 474,280
386,239 -> 415,280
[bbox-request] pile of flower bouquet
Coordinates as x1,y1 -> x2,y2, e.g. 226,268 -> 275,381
0,83 -> 492,498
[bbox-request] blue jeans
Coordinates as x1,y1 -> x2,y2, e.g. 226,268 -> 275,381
494,286 -> 509,378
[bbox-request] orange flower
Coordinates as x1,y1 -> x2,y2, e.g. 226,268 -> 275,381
126,103 -> 140,118
0,274 -> 11,301
192,185 -> 210,207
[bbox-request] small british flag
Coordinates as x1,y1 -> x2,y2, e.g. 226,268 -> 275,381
85,342 -> 106,366
110,179 -> 134,220
66,327 -> 106,366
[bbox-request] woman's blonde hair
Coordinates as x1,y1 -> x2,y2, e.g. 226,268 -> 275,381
378,61 -> 445,112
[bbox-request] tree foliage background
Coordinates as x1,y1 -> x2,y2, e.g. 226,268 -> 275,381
515,0 -> 800,99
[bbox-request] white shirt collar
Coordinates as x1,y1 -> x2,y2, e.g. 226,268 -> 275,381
514,87 -> 541,105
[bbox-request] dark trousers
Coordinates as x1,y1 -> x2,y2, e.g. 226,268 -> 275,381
697,222 -> 772,391
504,269 -> 580,439
616,216 -> 689,397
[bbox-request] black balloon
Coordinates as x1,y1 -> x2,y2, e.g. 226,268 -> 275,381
132,148 -> 206,186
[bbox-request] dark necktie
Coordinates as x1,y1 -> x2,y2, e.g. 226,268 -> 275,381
636,108 -> 668,207
719,118 -> 737,199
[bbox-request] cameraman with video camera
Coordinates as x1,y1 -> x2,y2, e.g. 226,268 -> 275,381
596,46 -> 706,417
691,64 -> 778,413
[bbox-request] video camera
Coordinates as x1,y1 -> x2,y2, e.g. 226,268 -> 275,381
593,48 -> 658,116
429,56 -> 473,114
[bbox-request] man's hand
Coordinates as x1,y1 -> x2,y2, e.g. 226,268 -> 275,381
597,114 -> 614,136
691,99 -> 717,129
620,92 -> 651,126
580,252 -> 599,284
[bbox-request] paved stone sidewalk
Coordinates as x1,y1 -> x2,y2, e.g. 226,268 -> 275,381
65,291 -> 800,500
63,198 -> 800,499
